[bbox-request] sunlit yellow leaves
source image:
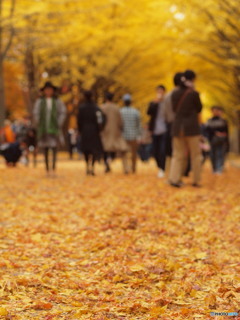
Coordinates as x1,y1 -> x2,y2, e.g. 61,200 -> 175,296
150,305 -> 168,316
204,293 -> 217,308
0,307 -> 8,316
129,264 -> 145,272
33,302 -> 53,310
31,233 -> 43,242
3,0 -> 239,117
72,309 -> 90,316
71,301 -> 83,307
0,160 -> 239,319
195,252 -> 207,260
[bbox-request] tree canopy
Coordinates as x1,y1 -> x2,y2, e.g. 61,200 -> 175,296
1,0 -> 240,122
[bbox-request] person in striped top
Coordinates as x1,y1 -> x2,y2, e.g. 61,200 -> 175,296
120,94 -> 141,173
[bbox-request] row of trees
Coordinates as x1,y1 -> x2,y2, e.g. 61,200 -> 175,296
174,0 -> 240,122
0,0 -> 240,137
0,0 -> 16,124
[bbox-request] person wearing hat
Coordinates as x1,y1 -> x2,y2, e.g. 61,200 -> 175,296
169,70 -> 203,187
120,94 -> 141,174
33,81 -> 66,176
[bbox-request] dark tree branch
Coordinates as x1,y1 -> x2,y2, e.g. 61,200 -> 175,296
1,0 -> 16,59
10,0 -> 16,18
218,0 -> 240,18
2,27 -> 15,59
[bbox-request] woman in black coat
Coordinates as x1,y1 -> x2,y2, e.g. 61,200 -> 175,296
77,91 -> 104,175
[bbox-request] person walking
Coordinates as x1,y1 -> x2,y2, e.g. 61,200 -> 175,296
206,106 -> 229,174
120,94 -> 141,174
33,81 -> 66,176
169,70 -> 203,188
147,85 -> 167,178
77,90 -> 104,176
101,92 -> 128,173
162,73 -> 183,159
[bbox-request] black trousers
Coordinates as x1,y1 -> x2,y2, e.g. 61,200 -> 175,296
152,133 -> 166,171
84,152 -> 98,174
44,147 -> 57,172
166,123 -> 172,157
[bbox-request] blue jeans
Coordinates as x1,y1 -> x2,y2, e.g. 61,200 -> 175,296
138,144 -> 152,162
152,134 -> 166,170
210,143 -> 225,173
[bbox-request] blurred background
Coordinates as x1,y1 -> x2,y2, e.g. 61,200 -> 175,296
0,0 -> 239,152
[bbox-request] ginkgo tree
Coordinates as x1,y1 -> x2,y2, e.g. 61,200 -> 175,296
1,0 -> 240,133
172,0 -> 240,115
0,0 -> 16,126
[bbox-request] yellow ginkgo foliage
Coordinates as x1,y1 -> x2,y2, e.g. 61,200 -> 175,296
1,0 -> 240,122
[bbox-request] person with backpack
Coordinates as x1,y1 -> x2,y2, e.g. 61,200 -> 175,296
169,70 -> 203,188
77,90 -> 104,176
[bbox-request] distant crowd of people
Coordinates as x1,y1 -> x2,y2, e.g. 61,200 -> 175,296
0,70 -> 229,187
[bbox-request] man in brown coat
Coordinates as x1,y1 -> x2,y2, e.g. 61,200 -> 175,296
101,92 -> 128,173
169,70 -> 203,187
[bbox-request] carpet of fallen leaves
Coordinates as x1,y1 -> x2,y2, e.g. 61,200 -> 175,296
0,158 -> 240,320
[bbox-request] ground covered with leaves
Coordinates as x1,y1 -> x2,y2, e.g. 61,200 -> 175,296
0,159 -> 239,320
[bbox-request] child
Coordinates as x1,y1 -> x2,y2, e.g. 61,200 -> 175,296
0,141 -> 25,167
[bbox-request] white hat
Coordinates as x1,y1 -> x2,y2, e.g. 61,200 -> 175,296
122,93 -> 132,101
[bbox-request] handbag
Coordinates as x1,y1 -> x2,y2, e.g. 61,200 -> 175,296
200,138 -> 211,152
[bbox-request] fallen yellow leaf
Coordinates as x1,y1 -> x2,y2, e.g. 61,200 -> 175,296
0,307 -> 8,316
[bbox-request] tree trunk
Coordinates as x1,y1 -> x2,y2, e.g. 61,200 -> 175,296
237,110 -> 240,154
0,58 -> 6,127
25,45 -> 37,115
0,0 -> 15,126
0,0 -> 5,127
